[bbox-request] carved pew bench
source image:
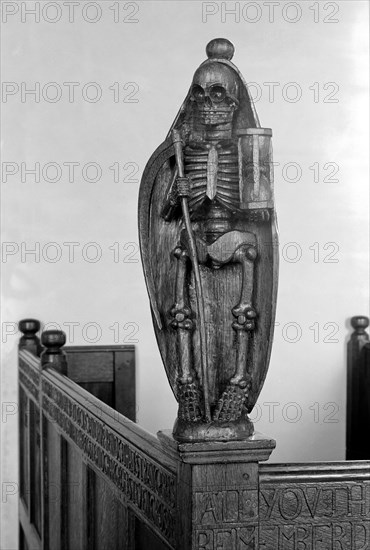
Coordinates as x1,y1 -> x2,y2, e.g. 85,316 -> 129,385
18,318 -> 370,550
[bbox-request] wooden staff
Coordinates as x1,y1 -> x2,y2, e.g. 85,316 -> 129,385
172,129 -> 211,423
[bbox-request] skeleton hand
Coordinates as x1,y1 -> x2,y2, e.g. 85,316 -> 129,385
248,209 -> 270,223
161,177 -> 191,220
176,177 -> 191,198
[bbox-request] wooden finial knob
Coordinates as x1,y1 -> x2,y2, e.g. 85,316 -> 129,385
351,316 -> 369,332
18,318 -> 42,356
206,38 -> 235,61
19,318 -> 40,335
41,330 -> 66,349
41,330 -> 67,374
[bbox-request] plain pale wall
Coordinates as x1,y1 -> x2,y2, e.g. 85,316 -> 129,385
1,1 -> 369,548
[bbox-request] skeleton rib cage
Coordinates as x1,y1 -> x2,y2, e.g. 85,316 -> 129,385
184,142 -> 240,215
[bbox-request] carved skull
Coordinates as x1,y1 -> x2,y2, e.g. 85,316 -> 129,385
190,61 -> 239,126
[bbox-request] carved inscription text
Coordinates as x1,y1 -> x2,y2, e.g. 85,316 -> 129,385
19,357 -> 40,401
42,378 -> 177,547
259,483 -> 370,549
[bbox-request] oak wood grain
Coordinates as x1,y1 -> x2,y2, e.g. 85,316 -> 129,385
18,318 -> 370,550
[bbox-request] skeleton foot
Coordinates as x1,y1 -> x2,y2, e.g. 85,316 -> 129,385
213,379 -> 251,422
177,381 -> 203,422
229,375 -> 250,388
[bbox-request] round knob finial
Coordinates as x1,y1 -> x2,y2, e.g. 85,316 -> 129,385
18,318 -> 42,356
19,318 -> 40,336
206,38 -> 234,61
41,330 -> 67,374
351,316 -> 369,331
41,330 -> 66,349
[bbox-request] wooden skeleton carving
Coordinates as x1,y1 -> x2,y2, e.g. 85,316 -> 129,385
139,39 -> 278,442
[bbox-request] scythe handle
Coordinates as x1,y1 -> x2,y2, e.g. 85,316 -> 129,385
172,132 -> 185,177
172,130 -> 211,423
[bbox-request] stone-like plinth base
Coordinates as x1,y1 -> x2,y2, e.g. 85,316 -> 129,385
158,429 -> 275,464
157,430 -> 275,549
173,414 -> 254,443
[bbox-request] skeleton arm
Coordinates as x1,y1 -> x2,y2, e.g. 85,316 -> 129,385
246,209 -> 271,223
161,167 -> 192,221
161,166 -> 179,221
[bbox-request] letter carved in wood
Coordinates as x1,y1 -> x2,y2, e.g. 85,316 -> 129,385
193,463 -> 260,549
138,38 -> 278,442
41,378 -> 177,546
259,469 -> 370,550
19,351 -> 41,402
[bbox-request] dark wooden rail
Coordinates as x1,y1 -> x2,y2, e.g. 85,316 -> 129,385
18,319 -> 370,550
259,461 -> 369,548
65,344 -> 136,420
347,315 -> 370,459
18,320 -> 136,550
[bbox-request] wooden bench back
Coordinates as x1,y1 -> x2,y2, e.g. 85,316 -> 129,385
18,319 -> 370,549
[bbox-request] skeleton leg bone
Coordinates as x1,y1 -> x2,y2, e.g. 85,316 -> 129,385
230,244 -> 257,385
170,246 -> 202,422
213,244 -> 257,422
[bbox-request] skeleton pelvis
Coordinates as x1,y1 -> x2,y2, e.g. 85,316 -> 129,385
180,229 -> 257,266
